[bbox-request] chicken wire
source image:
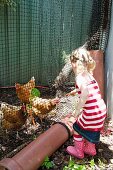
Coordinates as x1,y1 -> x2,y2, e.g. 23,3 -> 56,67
48,94 -> 79,122
0,0 -> 112,87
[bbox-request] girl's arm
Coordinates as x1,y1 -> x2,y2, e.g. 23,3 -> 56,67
66,89 -> 76,96
76,76 -> 89,113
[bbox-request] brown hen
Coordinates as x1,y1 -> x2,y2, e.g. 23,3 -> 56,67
29,97 -> 59,120
1,102 -> 27,130
15,77 -> 35,104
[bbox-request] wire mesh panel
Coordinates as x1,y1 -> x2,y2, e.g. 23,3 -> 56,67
0,0 -> 112,86
0,1 -> 112,164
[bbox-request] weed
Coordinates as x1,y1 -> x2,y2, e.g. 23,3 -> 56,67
63,156 -> 86,170
41,156 -> 54,169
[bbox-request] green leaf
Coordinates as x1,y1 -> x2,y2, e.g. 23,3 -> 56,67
31,88 -> 40,97
68,157 -> 75,167
63,157 -> 86,170
46,162 -> 53,169
90,159 -> 95,167
41,156 -> 54,169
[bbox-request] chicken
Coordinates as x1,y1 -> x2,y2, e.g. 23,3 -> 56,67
28,97 -> 59,120
1,102 -> 27,130
15,77 -> 35,104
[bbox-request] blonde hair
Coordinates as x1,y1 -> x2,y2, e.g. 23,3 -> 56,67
70,48 -> 96,75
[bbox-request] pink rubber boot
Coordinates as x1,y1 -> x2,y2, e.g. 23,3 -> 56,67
66,140 -> 84,159
84,139 -> 96,156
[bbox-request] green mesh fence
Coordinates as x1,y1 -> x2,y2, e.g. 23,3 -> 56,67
0,0 -> 112,86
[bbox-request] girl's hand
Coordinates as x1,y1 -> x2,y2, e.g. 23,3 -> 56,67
52,98 -> 60,104
66,91 -> 76,96
65,92 -> 71,96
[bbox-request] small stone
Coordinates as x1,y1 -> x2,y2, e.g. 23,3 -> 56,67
98,148 -> 103,152
2,146 -> 6,151
108,145 -> 113,151
110,159 -> 113,163
53,157 -> 63,165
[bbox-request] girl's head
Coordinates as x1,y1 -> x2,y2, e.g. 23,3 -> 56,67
70,48 -> 96,75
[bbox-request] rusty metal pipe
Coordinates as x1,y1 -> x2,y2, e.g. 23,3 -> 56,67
0,123 -> 71,170
90,50 -> 105,99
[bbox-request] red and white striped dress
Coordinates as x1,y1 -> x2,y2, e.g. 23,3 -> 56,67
76,79 -> 106,132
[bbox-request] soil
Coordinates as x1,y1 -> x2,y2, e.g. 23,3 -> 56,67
0,88 -> 113,170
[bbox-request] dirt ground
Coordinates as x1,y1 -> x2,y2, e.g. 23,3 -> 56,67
0,88 -> 113,170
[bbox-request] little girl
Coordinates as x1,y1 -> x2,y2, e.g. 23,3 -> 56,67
66,48 -> 106,159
